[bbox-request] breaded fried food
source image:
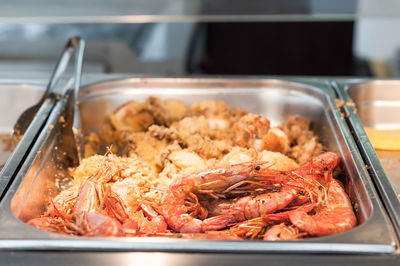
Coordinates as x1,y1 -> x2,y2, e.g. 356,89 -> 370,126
158,149 -> 207,181
110,101 -> 154,132
127,132 -> 168,171
217,147 -> 298,171
145,97 -> 188,126
191,100 -> 232,117
281,115 -> 323,164
261,128 -> 290,154
91,97 -> 324,173
232,113 -> 270,147
150,116 -> 232,159
71,153 -> 156,184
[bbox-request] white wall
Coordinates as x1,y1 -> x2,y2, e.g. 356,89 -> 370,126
354,0 -> 400,61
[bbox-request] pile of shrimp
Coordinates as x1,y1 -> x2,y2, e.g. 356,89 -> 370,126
27,98 -> 357,240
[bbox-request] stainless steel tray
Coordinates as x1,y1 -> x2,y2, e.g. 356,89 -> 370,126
0,83 -> 50,200
0,78 -> 396,254
333,80 -> 400,239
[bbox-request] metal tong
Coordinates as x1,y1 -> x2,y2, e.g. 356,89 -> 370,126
13,36 -> 85,161
70,38 -> 85,162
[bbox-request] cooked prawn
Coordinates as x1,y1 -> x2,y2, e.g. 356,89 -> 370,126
263,223 -> 305,241
158,152 -> 343,233
206,187 -> 297,222
289,179 -> 357,237
158,161 -> 266,233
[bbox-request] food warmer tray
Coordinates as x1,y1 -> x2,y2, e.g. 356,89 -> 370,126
0,77 -> 396,256
333,80 -> 400,239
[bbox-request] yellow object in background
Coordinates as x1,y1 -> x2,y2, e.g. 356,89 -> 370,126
365,127 -> 400,150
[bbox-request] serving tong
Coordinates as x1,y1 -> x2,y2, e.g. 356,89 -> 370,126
14,37 -> 85,163
0,36 -> 85,200
70,38 -> 86,162
8,35 -> 85,184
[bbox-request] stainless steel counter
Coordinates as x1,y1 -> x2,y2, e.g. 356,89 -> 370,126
0,251 -> 399,266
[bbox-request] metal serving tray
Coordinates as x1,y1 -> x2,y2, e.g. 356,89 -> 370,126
0,78 -> 396,254
334,80 -> 400,239
0,83 -> 51,200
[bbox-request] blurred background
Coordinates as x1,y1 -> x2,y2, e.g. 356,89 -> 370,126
0,0 -> 399,79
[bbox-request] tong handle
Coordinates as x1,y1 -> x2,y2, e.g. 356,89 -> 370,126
43,36 -> 85,100
70,38 -> 86,163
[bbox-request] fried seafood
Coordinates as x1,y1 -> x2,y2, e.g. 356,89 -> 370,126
191,100 -> 232,117
217,147 -> 298,171
71,153 -> 156,184
110,97 -> 189,132
127,132 -> 168,171
164,150 -> 207,175
232,113 -> 270,148
261,128 -> 290,154
27,97 -> 357,241
168,116 -> 233,159
110,101 -> 154,132
281,115 -> 324,165
145,97 -> 189,126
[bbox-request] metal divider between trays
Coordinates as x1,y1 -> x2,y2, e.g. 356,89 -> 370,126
331,79 -> 400,246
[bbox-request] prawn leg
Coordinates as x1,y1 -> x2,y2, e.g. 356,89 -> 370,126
263,223 -> 304,241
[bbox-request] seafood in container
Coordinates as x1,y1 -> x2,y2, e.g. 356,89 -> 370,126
334,80 -> 400,238
0,78 -> 396,253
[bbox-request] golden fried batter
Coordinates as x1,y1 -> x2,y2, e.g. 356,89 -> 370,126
71,154 -> 156,184
261,128 -> 290,154
281,115 -> 323,164
150,116 -> 232,160
145,97 -> 189,126
232,113 -> 270,147
87,98 -> 323,178
110,101 -> 154,132
217,147 -> 298,171
191,100 -> 232,117
127,132 -> 169,171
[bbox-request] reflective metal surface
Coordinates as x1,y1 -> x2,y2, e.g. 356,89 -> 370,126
14,36 -> 85,141
347,80 -> 400,129
348,81 -> 400,192
0,77 -> 395,254
0,83 -> 45,199
0,251 -> 400,266
0,0 -> 357,23
335,80 -> 400,240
